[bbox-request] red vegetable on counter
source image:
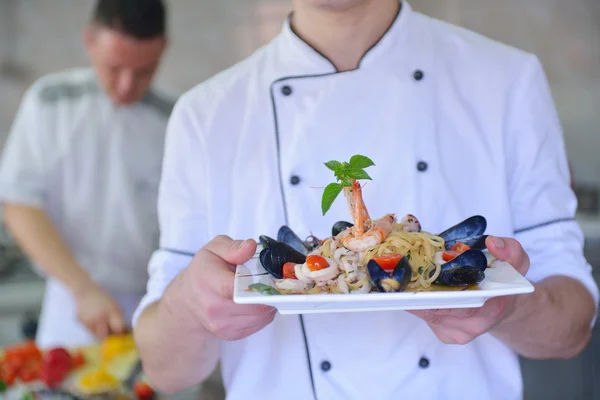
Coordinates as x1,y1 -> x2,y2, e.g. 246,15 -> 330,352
71,351 -> 86,369
134,381 -> 155,400
40,347 -> 72,388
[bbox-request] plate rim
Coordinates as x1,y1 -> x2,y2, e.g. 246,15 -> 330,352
233,258 -> 535,306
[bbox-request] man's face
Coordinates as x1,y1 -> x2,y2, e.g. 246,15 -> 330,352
84,26 -> 166,105
296,0 -> 370,11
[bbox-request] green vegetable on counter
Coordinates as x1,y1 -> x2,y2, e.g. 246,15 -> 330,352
22,392 -> 34,400
0,380 -> 6,393
321,154 -> 375,215
249,283 -> 281,295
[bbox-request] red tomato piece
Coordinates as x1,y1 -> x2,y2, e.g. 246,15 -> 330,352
18,366 -> 38,383
443,242 -> 471,261
306,255 -> 329,271
1,366 -> 16,386
442,251 -> 459,262
450,243 -> 471,253
372,254 -> 403,272
134,381 -> 155,400
71,351 -> 86,369
282,262 -> 298,280
39,347 -> 72,388
45,348 -> 72,372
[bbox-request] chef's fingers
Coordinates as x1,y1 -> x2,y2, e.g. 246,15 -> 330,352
196,238 -> 257,299
108,308 -> 126,334
209,312 -> 277,341
485,236 -> 530,276
410,307 -> 478,319
90,316 -> 110,340
202,235 -> 258,270
410,295 -> 507,320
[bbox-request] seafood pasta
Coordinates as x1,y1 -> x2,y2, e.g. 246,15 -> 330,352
256,155 -> 489,295
316,215 -> 447,292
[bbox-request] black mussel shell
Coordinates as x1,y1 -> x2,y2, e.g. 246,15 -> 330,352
367,257 -> 412,293
332,221 -> 354,237
443,235 -> 488,251
434,249 -> 487,287
259,235 -> 278,249
277,226 -> 310,255
438,216 -> 487,243
258,235 -> 306,279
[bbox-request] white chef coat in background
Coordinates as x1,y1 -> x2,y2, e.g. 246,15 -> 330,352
133,2 -> 599,400
0,67 -> 173,348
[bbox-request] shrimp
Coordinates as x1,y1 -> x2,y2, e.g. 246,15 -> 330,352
343,180 -> 371,235
338,179 -> 396,252
340,214 -> 396,252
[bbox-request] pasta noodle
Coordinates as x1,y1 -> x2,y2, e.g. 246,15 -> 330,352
316,222 -> 446,291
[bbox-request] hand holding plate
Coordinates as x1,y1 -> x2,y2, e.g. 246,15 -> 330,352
407,236 -> 531,344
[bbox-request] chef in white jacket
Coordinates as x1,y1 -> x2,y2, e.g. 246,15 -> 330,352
0,0 -> 172,349
133,1 -> 599,399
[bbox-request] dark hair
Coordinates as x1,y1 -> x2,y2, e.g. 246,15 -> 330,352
92,0 -> 166,39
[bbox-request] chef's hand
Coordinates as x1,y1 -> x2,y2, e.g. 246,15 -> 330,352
408,236 -> 530,344
74,283 -> 126,340
171,235 -> 277,341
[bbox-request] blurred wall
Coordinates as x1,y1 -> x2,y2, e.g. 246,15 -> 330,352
0,0 -> 599,187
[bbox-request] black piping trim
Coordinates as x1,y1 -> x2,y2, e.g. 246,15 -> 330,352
159,247 -> 195,257
514,217 -> 575,234
286,1 -> 403,73
357,1 -> 402,68
271,8 -> 403,397
299,315 -> 318,400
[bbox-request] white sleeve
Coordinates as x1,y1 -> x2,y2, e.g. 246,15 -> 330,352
132,97 -> 210,326
0,86 -> 51,207
505,55 -> 599,321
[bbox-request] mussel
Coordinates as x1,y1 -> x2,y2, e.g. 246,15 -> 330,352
438,216 -> 488,251
259,235 -> 307,279
433,249 -> 487,286
367,257 -> 412,293
332,221 -> 353,237
276,226 -> 321,255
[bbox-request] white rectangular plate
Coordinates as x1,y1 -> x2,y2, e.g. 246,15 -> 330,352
233,257 -> 534,314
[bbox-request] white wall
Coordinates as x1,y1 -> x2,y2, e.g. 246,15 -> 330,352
0,0 -> 598,185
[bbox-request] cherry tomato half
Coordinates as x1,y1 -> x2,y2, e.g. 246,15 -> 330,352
306,255 -> 329,271
442,242 -> 471,261
282,262 -> 298,280
372,254 -> 404,272
451,243 -> 471,253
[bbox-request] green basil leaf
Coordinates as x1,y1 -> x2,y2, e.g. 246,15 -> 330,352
345,167 -> 372,180
324,160 -> 342,173
321,182 -> 343,215
249,283 -> 280,295
349,155 -> 375,169
418,266 -> 424,274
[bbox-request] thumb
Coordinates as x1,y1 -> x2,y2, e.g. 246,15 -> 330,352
204,235 -> 258,267
485,236 -> 530,275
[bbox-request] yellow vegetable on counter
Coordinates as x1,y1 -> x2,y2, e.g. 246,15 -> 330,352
101,333 -> 136,363
78,366 -> 120,393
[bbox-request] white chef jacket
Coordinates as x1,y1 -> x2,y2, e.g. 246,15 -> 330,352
133,3 -> 599,400
0,67 -> 173,347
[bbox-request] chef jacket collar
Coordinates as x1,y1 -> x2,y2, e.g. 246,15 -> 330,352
278,0 -> 412,74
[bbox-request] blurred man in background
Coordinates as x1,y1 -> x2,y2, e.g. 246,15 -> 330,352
0,0 -> 173,349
